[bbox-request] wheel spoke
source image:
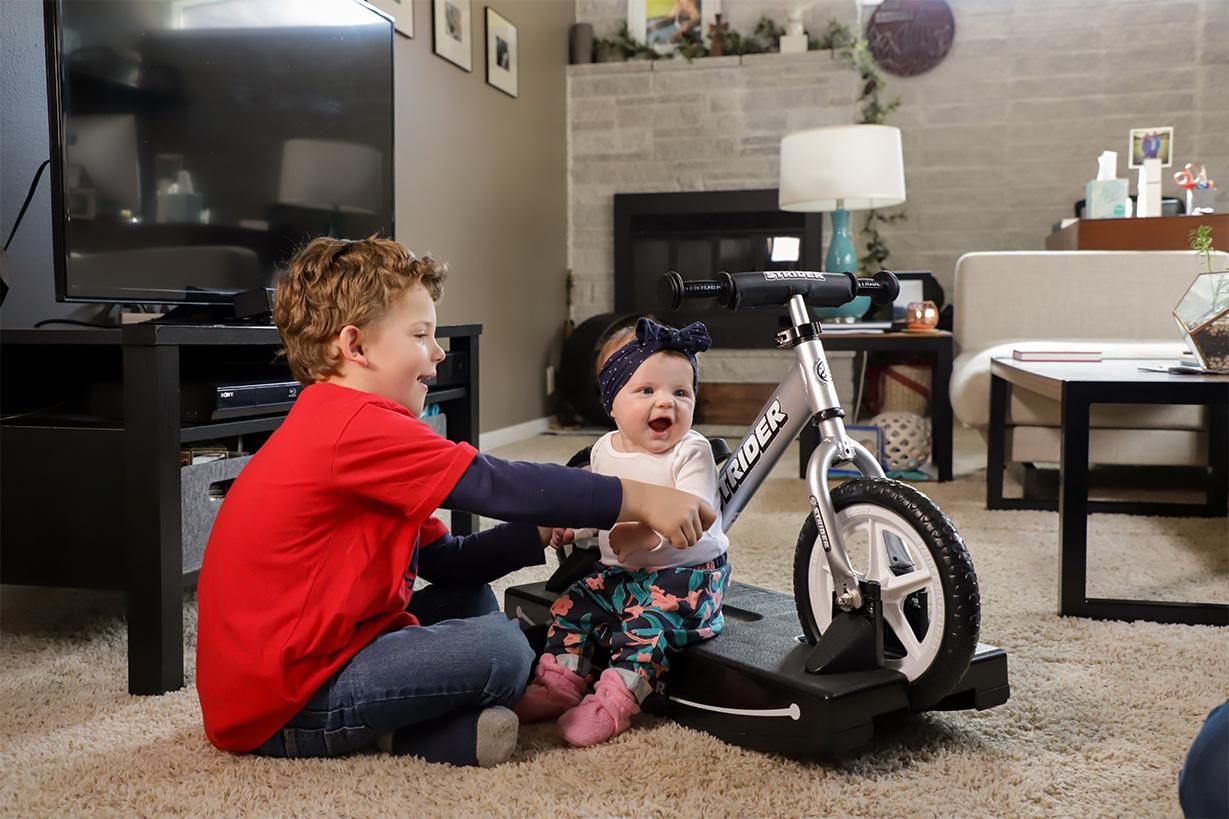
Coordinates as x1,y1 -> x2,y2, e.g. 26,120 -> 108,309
866,519 -> 884,581
884,603 -> 922,658
882,567 -> 932,602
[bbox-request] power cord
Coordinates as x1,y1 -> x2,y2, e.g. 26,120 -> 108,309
3,159 -> 51,252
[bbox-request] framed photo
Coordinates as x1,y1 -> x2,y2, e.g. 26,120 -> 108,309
1128,126 -> 1173,168
368,0 -> 413,38
485,8 -> 518,98
433,0 -> 472,72
627,0 -> 721,54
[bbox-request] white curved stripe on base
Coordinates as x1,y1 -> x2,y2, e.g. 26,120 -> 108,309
667,695 -> 801,720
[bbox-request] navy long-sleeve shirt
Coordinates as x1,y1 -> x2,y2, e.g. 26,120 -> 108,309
418,454 -> 623,586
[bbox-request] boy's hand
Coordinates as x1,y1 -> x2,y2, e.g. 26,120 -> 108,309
618,479 -> 717,550
539,527 -> 575,551
609,523 -> 662,560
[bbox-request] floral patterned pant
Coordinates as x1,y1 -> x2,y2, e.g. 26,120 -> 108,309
545,555 -> 730,695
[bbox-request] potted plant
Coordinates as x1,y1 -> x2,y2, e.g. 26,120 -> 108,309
1173,225 -> 1229,372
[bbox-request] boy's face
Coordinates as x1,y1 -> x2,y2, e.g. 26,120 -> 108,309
356,284 -> 445,416
609,351 -> 696,455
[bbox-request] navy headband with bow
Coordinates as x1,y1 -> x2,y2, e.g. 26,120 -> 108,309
598,318 -> 711,415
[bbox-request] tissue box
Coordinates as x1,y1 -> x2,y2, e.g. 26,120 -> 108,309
1085,178 -> 1128,218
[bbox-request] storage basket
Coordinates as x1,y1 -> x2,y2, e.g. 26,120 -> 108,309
880,363 -> 931,415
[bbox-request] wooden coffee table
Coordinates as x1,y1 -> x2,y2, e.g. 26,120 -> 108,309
988,357 -> 1228,626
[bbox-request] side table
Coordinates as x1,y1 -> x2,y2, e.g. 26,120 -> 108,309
799,330 -> 954,482
988,357 -> 1228,626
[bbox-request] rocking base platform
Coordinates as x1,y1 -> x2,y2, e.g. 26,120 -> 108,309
505,580 -> 1010,756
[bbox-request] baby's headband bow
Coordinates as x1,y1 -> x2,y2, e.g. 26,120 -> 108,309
598,318 -> 711,415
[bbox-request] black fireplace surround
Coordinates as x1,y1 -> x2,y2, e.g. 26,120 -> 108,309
613,189 -> 823,348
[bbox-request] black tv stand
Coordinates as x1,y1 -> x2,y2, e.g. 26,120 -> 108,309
1,322 -> 482,695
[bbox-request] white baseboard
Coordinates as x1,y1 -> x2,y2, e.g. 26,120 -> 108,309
479,416 -> 553,451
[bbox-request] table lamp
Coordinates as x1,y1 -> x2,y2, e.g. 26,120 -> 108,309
779,124 -> 906,320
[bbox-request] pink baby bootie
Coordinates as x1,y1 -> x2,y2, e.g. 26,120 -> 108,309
557,668 -> 641,747
513,654 -> 589,723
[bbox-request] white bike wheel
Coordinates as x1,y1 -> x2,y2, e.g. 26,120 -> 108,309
793,477 -> 980,710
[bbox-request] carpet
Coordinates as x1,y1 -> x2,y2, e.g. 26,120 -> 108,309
2,429 -> 1226,817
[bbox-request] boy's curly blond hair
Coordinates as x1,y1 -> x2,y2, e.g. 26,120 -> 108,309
273,235 -> 447,384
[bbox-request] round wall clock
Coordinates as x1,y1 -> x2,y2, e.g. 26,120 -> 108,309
866,0 -> 956,77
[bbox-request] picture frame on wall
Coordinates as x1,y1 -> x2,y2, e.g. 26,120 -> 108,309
1128,126 -> 1174,168
368,0 -> 413,38
485,8 -> 518,98
433,0 -> 473,71
627,0 -> 721,55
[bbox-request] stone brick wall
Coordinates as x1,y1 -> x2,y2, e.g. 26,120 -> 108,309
568,0 -> 1228,327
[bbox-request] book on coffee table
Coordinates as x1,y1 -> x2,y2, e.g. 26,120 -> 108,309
1012,349 -> 1102,362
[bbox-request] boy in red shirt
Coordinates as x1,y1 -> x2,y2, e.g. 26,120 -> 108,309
195,237 -> 714,767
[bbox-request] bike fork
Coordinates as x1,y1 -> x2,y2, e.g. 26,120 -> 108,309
803,431 -> 888,675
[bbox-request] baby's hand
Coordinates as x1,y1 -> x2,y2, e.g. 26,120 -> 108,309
609,523 -> 663,560
539,527 -> 575,550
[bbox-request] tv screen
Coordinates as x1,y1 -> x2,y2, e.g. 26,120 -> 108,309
45,0 -> 394,305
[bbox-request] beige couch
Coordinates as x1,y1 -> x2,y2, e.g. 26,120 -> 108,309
949,250 -> 1227,470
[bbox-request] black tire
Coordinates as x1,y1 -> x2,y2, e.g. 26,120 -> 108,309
792,477 -> 980,711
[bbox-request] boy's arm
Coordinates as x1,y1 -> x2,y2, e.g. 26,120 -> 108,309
445,454 -> 715,549
417,522 -> 546,586
441,453 -> 623,529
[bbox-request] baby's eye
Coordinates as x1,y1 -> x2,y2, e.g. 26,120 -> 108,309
639,387 -> 654,395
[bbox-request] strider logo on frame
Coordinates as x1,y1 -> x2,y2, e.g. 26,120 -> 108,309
809,495 -> 833,553
719,400 -> 789,502
763,270 -> 825,281
815,359 -> 830,383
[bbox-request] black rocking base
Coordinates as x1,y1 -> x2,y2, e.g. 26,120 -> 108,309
505,580 -> 1010,757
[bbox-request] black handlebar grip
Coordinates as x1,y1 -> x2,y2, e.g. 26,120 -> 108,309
855,270 -> 901,305
658,271 -> 732,311
658,270 -> 684,311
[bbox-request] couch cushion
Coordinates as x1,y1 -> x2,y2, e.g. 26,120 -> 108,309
952,250 -> 1226,354
950,340 -> 1189,429
1010,426 -> 1208,467
1009,389 -> 1207,429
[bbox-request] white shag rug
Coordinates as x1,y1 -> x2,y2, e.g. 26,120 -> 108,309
2,429 -> 1226,818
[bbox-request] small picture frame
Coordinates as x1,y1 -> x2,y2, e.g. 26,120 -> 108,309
433,0 -> 472,72
368,0 -> 413,38
627,0 -> 721,55
485,8 -> 518,98
1128,126 -> 1173,168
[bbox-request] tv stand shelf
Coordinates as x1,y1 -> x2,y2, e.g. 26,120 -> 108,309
1,322 -> 482,695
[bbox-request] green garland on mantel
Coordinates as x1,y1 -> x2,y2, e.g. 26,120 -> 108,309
591,18 -> 905,274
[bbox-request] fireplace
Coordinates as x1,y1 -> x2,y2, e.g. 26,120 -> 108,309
613,189 -> 823,348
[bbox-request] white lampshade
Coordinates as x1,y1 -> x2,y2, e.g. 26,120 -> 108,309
778,125 -> 906,212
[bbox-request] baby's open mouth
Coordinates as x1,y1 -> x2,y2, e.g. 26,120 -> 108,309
649,418 -> 672,433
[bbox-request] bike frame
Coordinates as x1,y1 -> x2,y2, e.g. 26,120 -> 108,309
716,294 -> 884,610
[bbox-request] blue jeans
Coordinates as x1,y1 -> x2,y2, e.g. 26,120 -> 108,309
254,584 -> 533,759
1179,699 -> 1228,819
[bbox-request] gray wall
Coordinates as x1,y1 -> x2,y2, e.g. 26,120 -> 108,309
1,0 -> 94,328
0,0 -> 574,434
568,0 -> 1229,322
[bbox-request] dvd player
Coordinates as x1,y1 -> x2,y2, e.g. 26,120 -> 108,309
189,380 -> 301,423
88,379 -> 302,424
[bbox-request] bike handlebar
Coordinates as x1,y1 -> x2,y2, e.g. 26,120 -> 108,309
659,269 -> 900,312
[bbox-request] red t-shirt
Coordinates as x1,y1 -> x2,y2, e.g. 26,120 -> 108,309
195,382 -> 477,752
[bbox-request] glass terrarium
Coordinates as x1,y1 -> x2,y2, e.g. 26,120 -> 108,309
1173,270 -> 1229,372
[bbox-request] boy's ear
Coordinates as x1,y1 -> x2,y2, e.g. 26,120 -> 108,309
336,324 -> 369,367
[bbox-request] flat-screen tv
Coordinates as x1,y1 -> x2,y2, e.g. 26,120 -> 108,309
44,0 -> 394,306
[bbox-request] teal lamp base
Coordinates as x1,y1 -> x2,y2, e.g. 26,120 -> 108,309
816,207 -> 871,321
